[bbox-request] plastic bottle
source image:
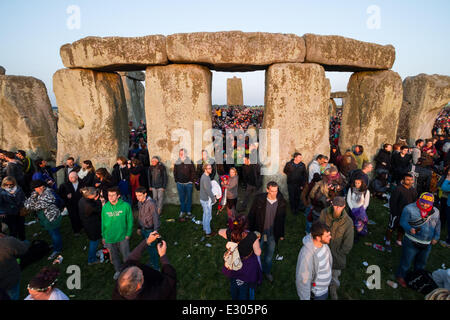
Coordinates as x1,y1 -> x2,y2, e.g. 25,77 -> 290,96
387,280 -> 398,289
372,244 -> 385,252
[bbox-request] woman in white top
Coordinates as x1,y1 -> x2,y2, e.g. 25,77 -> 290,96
346,179 -> 370,238
25,266 -> 69,300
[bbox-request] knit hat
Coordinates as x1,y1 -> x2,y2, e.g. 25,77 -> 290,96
30,179 -> 46,189
419,192 -> 434,205
332,196 -> 346,207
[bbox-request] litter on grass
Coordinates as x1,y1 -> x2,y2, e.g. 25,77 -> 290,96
166,219 -> 175,222
174,241 -> 178,246
83,246 -> 87,251
25,220 -> 37,226
362,261 -> 369,267
368,220 -> 376,225
187,254 -> 191,258
205,243 -> 212,247
275,254 -> 284,261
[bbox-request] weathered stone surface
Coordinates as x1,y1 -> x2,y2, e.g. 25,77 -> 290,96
263,63 -> 330,197
227,76 -> 243,106
304,34 -> 395,72
0,66 -> 5,75
60,35 -> 168,71
145,64 -> 213,204
339,70 -> 403,161
0,75 -> 57,159
53,69 -> 129,171
331,91 -> 348,99
120,75 -> 146,128
397,74 -> 450,144
117,71 -> 145,82
167,31 -> 306,72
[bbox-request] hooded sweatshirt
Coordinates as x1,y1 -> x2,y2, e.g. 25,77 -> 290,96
101,199 -> 134,244
295,234 -> 332,300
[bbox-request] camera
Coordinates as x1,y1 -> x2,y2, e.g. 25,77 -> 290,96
156,236 -> 163,245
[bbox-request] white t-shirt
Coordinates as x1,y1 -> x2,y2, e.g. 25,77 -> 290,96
25,288 -> 70,300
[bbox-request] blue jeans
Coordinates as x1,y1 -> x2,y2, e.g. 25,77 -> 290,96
177,183 -> 193,213
88,239 -> 100,263
311,291 -> 328,300
48,228 -> 62,252
260,233 -> 276,275
230,278 -> 255,300
141,228 -> 160,270
7,280 -> 20,300
200,199 -> 212,234
304,206 -> 312,234
396,236 -> 432,279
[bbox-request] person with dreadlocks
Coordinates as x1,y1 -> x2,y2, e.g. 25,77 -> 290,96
25,266 -> 69,300
395,192 -> 441,288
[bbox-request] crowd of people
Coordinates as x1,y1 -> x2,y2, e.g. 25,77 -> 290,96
432,107 -> 450,137
1,113 -> 450,301
212,106 -> 264,132
329,108 -> 343,147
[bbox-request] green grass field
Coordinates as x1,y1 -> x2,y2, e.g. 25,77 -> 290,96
19,195 -> 448,300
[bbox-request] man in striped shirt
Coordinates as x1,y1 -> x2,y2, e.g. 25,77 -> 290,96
296,221 -> 332,300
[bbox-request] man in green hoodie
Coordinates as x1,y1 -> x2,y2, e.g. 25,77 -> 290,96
319,196 -> 354,300
102,187 -> 134,280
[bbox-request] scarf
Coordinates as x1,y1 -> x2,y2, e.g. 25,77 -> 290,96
416,200 -> 433,218
78,168 -> 89,180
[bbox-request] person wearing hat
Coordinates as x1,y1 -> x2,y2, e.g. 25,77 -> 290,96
396,192 -> 441,288
24,180 -> 63,260
318,196 -> 354,300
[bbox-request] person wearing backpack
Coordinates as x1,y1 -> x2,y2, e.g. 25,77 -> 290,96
219,215 -> 262,300
24,180 -> 63,261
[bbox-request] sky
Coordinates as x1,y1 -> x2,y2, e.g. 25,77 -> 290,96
0,0 -> 449,106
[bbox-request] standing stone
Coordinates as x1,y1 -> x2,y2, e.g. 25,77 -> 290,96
60,35 -> 168,71
53,69 -> 129,171
339,70 -> 403,161
397,74 -> 450,144
0,75 -> 56,159
0,66 -> 5,75
263,63 -> 331,197
119,74 -> 145,129
227,76 -> 243,106
304,34 -> 395,72
167,31 -> 306,71
145,64 -> 213,204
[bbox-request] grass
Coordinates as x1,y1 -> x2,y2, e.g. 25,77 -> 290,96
19,194 -> 448,300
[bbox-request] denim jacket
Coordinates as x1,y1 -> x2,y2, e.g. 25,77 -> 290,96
400,202 -> 440,245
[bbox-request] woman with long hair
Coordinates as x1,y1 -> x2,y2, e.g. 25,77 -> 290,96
0,176 -> 26,240
219,214 -> 262,300
308,179 -> 331,223
94,168 -> 114,204
78,160 -> 96,187
347,178 -> 370,239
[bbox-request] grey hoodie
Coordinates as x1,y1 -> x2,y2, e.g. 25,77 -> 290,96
295,234 -> 332,300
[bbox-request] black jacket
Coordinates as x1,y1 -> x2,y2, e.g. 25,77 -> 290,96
391,153 -> 412,175
148,163 -> 168,189
130,165 -> 148,189
6,161 -> 24,187
80,171 -> 96,187
242,163 -> 262,188
389,184 -> 417,217
374,149 -> 392,171
248,192 -> 287,242
112,239 -> 176,300
63,164 -> 81,184
58,180 -> 84,212
173,157 -> 196,184
78,197 -> 102,241
283,160 -> 307,186
112,164 -> 130,185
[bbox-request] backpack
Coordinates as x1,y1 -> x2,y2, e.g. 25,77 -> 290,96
19,239 -> 51,270
224,241 -> 242,271
405,269 -> 438,295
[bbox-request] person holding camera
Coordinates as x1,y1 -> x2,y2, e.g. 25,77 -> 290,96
112,231 -> 176,300
135,187 -> 160,270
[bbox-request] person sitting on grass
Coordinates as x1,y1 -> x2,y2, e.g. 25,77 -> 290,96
112,231 -> 176,300
25,266 -> 69,300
